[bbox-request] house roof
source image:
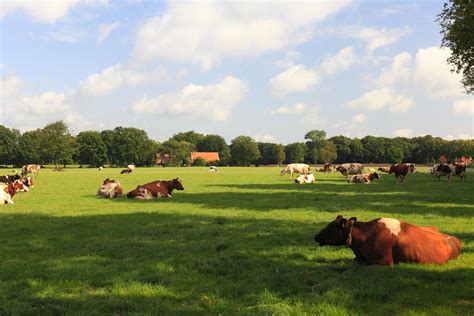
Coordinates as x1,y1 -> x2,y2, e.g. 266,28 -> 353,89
191,152 -> 220,161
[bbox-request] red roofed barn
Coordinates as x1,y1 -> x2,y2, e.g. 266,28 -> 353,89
191,152 -> 220,162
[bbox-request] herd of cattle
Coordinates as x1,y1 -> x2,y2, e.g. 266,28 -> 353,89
281,162 -> 467,185
1,162 -> 469,266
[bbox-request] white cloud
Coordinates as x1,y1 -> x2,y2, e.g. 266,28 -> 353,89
351,113 -> 366,123
133,1 -> 351,69
22,91 -> 71,114
452,99 -> 474,116
79,64 -> 167,97
0,0 -> 110,24
253,133 -> 277,143
269,103 -> 307,115
97,21 -> 120,43
320,47 -> 358,75
444,133 -> 473,141
346,88 -> 414,112
42,30 -> 83,43
414,47 -> 465,98
341,26 -> 409,52
132,76 -> 247,121
269,65 -> 319,97
0,73 -> 21,99
393,128 -> 413,137
377,52 -> 412,86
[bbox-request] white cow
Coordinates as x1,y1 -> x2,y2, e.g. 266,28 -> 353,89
280,163 -> 311,178
295,173 -> 315,184
127,164 -> 135,171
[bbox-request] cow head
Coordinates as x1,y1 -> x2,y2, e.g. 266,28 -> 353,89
21,177 -> 33,187
172,178 -> 184,191
371,172 -> 381,180
127,185 -> 142,198
102,178 -> 118,185
314,215 -> 357,246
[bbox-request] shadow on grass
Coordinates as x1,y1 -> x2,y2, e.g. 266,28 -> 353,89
0,212 -> 472,314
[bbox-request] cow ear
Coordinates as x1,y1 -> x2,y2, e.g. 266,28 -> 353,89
349,217 -> 357,222
341,218 -> 347,228
335,215 -> 343,221
136,185 -> 140,189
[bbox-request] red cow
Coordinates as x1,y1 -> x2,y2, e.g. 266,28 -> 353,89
314,215 -> 461,266
127,178 -> 184,199
389,163 -> 409,184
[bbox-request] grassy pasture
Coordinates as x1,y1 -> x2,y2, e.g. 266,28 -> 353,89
0,167 -> 473,315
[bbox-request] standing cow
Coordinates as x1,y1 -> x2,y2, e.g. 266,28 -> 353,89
21,164 -> 40,177
280,163 -> 311,178
314,215 -> 461,266
335,163 -> 364,179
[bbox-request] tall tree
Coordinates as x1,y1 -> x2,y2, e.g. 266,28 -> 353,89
258,143 -> 286,165
112,127 -> 157,166
329,135 -> 352,163
76,131 -> 108,167
171,131 -> 205,147
17,129 -> 42,165
159,140 -> 196,166
38,121 -> 74,167
304,130 -> 327,163
437,0 -> 474,94
318,141 -> 338,163
0,125 -> 20,166
230,136 -> 260,166
284,142 -> 306,163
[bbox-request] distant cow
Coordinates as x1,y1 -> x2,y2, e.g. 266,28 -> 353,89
97,178 -> 123,198
335,163 -> 364,179
314,215 -> 461,266
120,168 -> 132,174
22,164 -> 40,177
280,163 -> 311,178
433,164 -> 453,181
378,167 -> 391,173
347,172 -> 380,184
389,163 -> 409,184
208,166 -> 218,173
0,183 -> 16,204
127,178 -> 184,199
451,164 -> 466,181
295,173 -> 315,184
323,163 -> 331,173
99,166 -> 104,172
127,164 -> 135,171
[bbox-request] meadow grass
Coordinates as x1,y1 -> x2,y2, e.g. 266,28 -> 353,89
0,167 -> 472,315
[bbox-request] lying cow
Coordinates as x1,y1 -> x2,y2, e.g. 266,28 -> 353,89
120,168 -> 132,174
389,163 -> 409,184
19,177 -> 33,188
127,178 -> 184,199
335,163 -> 364,179
347,172 -> 380,184
97,178 -> 123,198
12,180 -> 29,192
0,183 -> 16,204
0,174 -> 21,184
314,215 -> 461,266
295,173 -> 315,184
280,163 -> 310,178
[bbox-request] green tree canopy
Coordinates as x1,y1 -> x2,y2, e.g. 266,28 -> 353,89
230,136 -> 260,166
76,131 -> 108,167
284,142 -> 306,164
0,125 -> 20,166
197,134 -> 231,165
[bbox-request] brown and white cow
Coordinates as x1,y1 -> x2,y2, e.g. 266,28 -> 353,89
314,215 -> 461,266
127,178 -> 184,199
347,172 -> 380,184
335,163 -> 364,179
22,164 -> 40,177
295,173 -> 316,184
389,163 -> 409,184
432,163 -> 453,181
323,163 -> 331,173
97,178 -> 123,198
120,168 -> 132,174
451,164 -> 466,181
13,180 -> 29,192
0,183 -> 16,204
19,177 -> 33,188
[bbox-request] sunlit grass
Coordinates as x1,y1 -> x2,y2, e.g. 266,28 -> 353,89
0,167 -> 472,314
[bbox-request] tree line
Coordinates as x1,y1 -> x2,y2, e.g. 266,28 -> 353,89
0,121 -> 473,168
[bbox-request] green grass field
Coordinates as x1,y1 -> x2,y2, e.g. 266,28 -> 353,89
0,167 -> 472,315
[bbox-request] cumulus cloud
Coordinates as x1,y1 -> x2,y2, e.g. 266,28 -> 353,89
269,102 -> 319,125
377,52 -> 412,86
346,88 -> 414,112
452,99 -> 474,116
393,128 -> 413,137
351,113 -> 366,123
269,65 -> 319,97
133,0 -> 351,69
253,133 -> 277,143
0,0 -> 110,23
0,73 -> 21,99
269,103 -> 307,115
132,76 -> 247,121
22,91 -> 71,114
79,64 -> 168,97
320,47 -> 358,75
97,21 -> 120,43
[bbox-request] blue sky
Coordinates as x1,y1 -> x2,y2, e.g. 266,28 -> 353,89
1,0 -> 472,144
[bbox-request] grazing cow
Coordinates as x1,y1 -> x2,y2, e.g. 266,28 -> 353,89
0,183 -> 16,204
451,164 -> 466,181
295,173 -> 316,184
120,168 -> 132,174
335,163 -> 364,179
22,164 -> 40,177
127,178 -> 184,199
280,163 -> 311,178
347,172 -> 380,184
433,164 -> 453,181
389,163 -> 409,184
378,167 -> 391,173
314,215 -> 461,266
97,178 -> 123,198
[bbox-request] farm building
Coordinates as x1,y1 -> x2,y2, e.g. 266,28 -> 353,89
191,152 -> 220,163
